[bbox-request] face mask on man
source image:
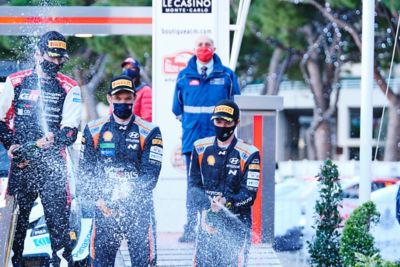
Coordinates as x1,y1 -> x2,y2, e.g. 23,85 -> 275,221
123,68 -> 140,80
113,103 -> 133,119
40,59 -> 62,77
196,47 -> 214,62
214,124 -> 236,142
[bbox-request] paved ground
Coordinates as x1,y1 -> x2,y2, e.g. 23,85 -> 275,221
113,177 -> 282,266
117,232 -> 281,267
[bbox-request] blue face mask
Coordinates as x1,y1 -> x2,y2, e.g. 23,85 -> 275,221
123,68 -> 140,80
113,103 -> 133,119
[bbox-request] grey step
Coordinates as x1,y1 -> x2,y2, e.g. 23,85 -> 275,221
118,244 -> 282,267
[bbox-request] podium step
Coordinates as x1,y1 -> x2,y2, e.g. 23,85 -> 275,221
118,233 -> 282,267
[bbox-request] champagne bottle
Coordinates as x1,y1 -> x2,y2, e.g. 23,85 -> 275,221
13,141 -> 41,163
205,208 -> 222,228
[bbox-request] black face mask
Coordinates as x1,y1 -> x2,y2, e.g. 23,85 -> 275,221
123,68 -> 140,80
40,59 -> 62,77
113,103 -> 133,119
214,124 -> 236,142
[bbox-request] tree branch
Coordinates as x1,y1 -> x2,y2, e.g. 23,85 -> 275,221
300,0 -> 399,102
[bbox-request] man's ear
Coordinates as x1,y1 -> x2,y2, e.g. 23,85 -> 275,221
235,119 -> 240,127
106,94 -> 112,106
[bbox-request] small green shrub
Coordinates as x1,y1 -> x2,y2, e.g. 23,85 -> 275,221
308,160 -> 342,267
340,201 -> 380,267
354,252 -> 400,267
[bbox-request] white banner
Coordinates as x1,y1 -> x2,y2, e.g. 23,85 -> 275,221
153,0 -> 230,178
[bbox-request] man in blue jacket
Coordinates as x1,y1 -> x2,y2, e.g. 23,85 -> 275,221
172,35 -> 240,242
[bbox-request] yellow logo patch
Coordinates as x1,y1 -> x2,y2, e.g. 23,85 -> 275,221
48,40 -> 67,49
215,105 -> 234,115
207,155 -> 216,166
152,139 -> 163,145
103,131 -> 113,142
249,164 -> 260,170
112,79 -> 132,89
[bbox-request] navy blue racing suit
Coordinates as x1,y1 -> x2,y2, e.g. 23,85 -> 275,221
0,69 -> 82,263
189,136 -> 260,267
79,114 -> 162,267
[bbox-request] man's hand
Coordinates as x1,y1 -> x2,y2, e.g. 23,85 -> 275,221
210,196 -> 227,212
200,210 -> 218,234
8,144 -> 29,168
8,144 -> 20,159
96,199 -> 113,217
36,132 -> 55,149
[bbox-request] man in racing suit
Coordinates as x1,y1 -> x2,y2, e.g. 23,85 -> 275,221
189,100 -> 260,266
79,75 -> 162,266
0,31 -> 82,266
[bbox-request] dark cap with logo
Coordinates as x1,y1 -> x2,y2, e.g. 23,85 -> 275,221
211,99 -> 240,122
121,57 -> 140,69
37,31 -> 69,58
108,75 -> 136,95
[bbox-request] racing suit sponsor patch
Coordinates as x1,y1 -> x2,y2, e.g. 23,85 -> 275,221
152,139 -> 163,145
103,131 -> 113,141
248,171 -> 260,180
19,89 -> 40,101
100,149 -> 115,157
140,128 -> 150,136
100,143 -> 115,149
249,164 -> 260,170
126,138 -> 140,143
129,132 -> 140,139
149,152 -> 162,162
150,146 -> 163,154
17,108 -> 31,116
229,158 -> 239,164
127,144 -> 139,150
228,169 -> 238,175
235,197 -> 253,207
207,155 -> 215,166
247,179 -> 259,188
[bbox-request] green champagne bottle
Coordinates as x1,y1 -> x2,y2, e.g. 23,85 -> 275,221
205,208 -> 222,228
13,141 -> 41,163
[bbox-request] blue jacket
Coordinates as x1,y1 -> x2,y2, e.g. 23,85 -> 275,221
172,54 -> 240,153
189,136 -> 260,227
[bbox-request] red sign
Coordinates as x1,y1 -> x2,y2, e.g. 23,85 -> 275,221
163,50 -> 195,74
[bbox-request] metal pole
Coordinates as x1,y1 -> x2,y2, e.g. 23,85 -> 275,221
229,0 -> 251,71
359,0 -> 375,203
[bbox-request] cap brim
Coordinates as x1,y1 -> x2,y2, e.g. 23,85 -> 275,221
211,115 -> 233,122
110,88 -> 136,95
121,62 -> 130,68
